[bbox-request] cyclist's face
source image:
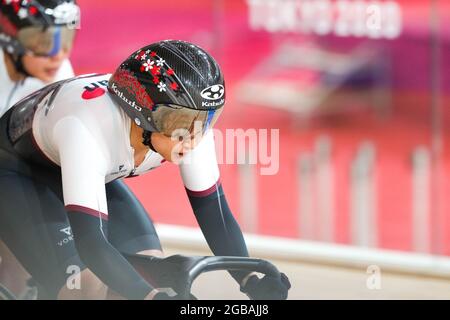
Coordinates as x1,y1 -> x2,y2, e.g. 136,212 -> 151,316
22,48 -> 70,82
151,131 -> 203,163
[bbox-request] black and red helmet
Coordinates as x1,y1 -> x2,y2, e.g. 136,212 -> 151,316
0,0 -> 80,56
108,40 -> 225,136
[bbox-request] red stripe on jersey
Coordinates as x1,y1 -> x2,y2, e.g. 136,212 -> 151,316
65,205 -> 109,220
185,178 -> 221,198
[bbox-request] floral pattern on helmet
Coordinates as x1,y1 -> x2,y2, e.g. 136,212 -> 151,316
133,49 -> 184,96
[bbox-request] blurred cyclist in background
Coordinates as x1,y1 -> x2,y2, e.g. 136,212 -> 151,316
0,0 -> 79,115
0,40 -> 291,299
0,0 -> 80,297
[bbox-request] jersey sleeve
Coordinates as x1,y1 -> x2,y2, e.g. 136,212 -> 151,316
53,116 -> 109,218
179,129 -> 220,196
54,59 -> 75,81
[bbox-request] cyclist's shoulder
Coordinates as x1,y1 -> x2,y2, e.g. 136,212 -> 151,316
18,73 -> 111,105
55,73 -> 113,109
32,73 -> 114,118
54,73 -> 112,97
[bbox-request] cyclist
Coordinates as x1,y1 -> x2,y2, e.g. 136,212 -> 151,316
0,0 -> 79,116
0,0 -> 80,297
0,40 -> 290,299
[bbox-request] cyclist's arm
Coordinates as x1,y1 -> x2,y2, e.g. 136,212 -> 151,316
179,130 -> 251,284
54,117 -> 154,299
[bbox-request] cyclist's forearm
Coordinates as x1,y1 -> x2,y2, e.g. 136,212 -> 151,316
67,210 -> 154,300
187,184 -> 251,283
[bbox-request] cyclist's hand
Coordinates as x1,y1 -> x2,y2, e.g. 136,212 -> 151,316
240,273 -> 291,300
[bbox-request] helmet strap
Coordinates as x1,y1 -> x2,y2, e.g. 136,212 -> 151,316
142,130 -> 157,153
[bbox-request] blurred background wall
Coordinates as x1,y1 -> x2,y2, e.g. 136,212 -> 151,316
71,0 -> 450,257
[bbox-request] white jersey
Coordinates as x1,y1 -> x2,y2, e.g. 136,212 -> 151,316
0,49 -> 74,117
32,74 -> 220,217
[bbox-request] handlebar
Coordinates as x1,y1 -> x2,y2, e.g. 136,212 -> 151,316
185,256 -> 281,291
1,254 -> 284,300
124,254 -> 283,299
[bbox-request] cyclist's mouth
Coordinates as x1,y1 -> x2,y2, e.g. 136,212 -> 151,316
44,67 -> 60,78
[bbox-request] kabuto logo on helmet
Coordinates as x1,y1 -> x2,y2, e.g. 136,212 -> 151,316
110,83 -> 142,112
201,84 -> 224,101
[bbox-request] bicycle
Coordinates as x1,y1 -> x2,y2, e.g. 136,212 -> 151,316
0,254 -> 288,300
